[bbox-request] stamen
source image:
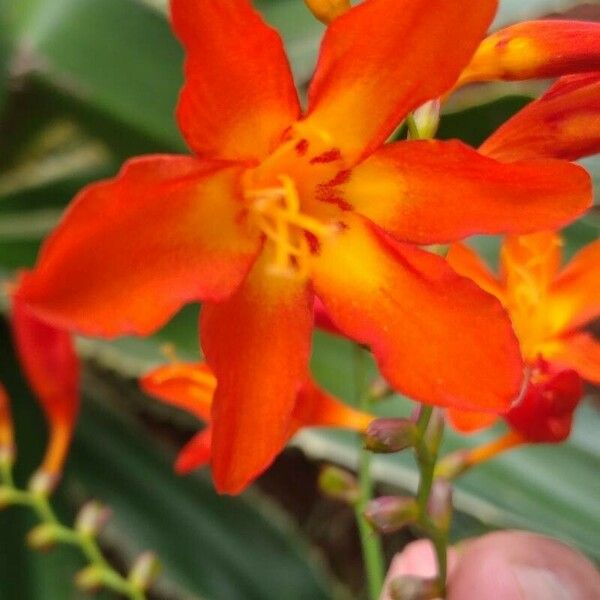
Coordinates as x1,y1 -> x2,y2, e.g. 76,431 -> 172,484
244,174 -> 339,278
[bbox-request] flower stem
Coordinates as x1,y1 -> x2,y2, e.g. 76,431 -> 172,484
0,466 -> 147,599
413,406 -> 449,596
353,346 -> 386,600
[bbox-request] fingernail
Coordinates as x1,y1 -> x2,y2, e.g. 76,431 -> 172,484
513,565 -> 570,600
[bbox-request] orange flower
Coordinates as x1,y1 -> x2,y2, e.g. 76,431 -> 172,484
18,0 -> 592,492
447,232 -> 600,442
10,288 -> 79,484
456,20 -> 600,88
141,362 -> 372,484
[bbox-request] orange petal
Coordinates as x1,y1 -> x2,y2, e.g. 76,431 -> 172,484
311,216 -> 524,413
289,379 -> 373,434
545,333 -> 600,386
19,156 -> 260,337
11,294 -> 79,476
140,362 -> 215,422
547,239 -> 600,335
457,20 -> 600,87
447,408 -> 498,434
0,382 -> 14,455
341,140 -> 591,244
446,243 -> 504,301
201,253 -> 313,494
500,232 -> 563,293
175,427 -> 213,474
302,0 -> 497,162
172,0 -> 300,161
480,73 -> 600,162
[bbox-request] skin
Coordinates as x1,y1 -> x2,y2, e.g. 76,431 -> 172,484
381,530 -> 600,599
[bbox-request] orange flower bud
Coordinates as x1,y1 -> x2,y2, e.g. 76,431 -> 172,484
0,382 -> 15,466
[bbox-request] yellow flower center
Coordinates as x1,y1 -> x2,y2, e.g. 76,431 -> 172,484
244,174 -> 339,278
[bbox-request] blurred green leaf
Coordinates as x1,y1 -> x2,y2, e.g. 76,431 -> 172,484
492,0 -> 594,29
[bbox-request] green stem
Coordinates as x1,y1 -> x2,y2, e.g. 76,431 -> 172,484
413,406 -> 448,596
353,346 -> 385,600
0,467 -> 146,599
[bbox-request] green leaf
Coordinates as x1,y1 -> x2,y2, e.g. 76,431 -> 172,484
492,0 -> 594,29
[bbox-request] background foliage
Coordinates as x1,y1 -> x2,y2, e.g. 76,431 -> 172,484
0,1 -> 598,598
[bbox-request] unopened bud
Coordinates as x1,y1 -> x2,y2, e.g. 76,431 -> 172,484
27,523 -> 59,550
435,450 -> 469,480
427,479 -> 453,533
28,470 -> 59,496
423,409 -> 445,455
390,575 -> 440,600
304,0 -> 350,24
75,565 -> 104,592
318,465 -> 359,504
368,378 -> 394,401
364,418 -> 416,453
128,552 -> 161,591
364,496 -> 418,534
409,99 -> 441,140
75,501 -> 112,537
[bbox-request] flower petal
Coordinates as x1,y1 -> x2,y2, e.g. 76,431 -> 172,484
11,294 -> 79,476
19,156 -> 260,337
140,362 -> 215,422
289,379 -> 373,434
342,140 -> 591,244
446,243 -> 504,301
201,254 -> 313,494
447,408 -> 498,434
302,0 -> 497,161
0,382 -> 14,455
172,0 -> 300,161
457,20 -> 600,87
175,427 -> 213,474
311,216 -> 523,412
547,239 -> 600,334
545,333 -> 600,386
480,73 -> 600,162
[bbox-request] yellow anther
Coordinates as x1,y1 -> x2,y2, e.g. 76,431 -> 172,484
245,174 -> 339,278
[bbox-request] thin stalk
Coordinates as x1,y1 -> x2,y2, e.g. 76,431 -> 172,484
353,346 -> 386,600
413,406 -> 448,596
0,467 -> 146,599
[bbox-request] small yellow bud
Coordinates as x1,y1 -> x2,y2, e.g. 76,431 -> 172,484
75,501 -> 112,537
27,523 -> 59,551
75,565 -> 104,592
128,552 -> 161,591
318,465 -> 359,505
